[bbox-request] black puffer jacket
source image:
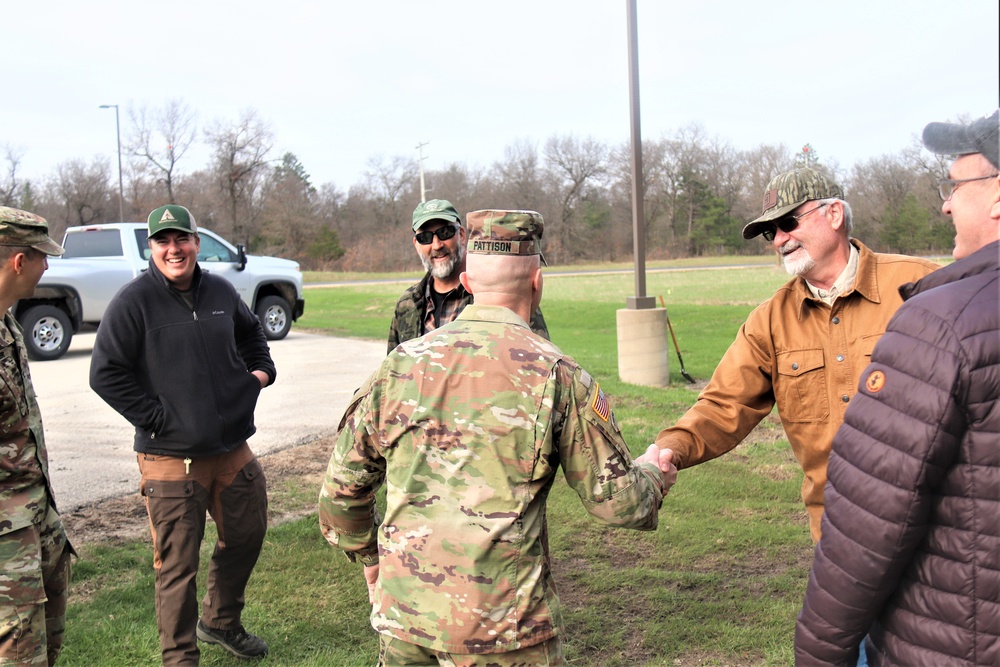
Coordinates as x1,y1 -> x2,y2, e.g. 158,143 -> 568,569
796,240 -> 1000,666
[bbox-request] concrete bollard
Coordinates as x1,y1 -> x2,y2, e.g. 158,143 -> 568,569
616,307 -> 670,387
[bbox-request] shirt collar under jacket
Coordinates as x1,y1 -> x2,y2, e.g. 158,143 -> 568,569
793,240 -> 884,320
805,243 -> 860,305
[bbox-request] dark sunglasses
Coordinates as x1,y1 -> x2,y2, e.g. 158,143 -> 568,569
760,203 -> 828,242
414,225 -> 459,245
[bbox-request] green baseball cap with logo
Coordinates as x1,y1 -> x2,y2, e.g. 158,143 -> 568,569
0,206 -> 65,256
412,199 -> 461,232
466,209 -> 546,264
147,204 -> 198,238
742,168 -> 844,239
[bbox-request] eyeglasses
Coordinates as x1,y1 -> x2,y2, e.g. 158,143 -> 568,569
761,203 -> 829,242
414,225 -> 459,245
937,174 -> 999,201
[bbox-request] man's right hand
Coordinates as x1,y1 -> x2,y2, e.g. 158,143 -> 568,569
636,444 -> 678,497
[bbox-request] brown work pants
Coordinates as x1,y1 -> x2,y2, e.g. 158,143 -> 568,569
138,443 -> 267,667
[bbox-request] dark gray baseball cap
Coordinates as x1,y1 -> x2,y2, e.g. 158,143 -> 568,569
922,109 -> 999,170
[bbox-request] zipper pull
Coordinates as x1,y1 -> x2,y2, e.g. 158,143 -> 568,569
184,458 -> 192,474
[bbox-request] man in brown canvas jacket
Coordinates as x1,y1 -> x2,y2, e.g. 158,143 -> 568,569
655,168 -> 939,542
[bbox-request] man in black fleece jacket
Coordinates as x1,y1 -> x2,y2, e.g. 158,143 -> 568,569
90,205 -> 274,666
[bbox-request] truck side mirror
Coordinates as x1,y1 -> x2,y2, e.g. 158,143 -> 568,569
236,244 -> 247,271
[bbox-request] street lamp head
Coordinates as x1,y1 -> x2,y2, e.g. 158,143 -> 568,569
99,104 -> 118,109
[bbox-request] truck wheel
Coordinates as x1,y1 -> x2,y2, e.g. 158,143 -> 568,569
18,305 -> 73,361
255,296 -> 292,340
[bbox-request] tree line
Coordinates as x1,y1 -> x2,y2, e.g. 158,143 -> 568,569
1,100 -> 954,271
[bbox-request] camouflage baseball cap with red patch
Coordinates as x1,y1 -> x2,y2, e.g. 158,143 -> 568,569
0,206 -> 65,256
742,168 -> 844,239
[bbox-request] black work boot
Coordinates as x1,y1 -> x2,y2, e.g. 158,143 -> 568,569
196,620 -> 269,659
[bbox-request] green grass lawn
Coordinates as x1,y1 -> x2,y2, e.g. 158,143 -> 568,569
63,262 -> 813,667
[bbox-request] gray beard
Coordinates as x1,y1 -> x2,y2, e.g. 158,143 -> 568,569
420,244 -> 465,280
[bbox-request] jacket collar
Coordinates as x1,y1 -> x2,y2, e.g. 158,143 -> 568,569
900,240 -> 999,301
793,239 -> 879,319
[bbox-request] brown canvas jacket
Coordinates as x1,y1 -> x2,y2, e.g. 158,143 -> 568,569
655,240 -> 938,540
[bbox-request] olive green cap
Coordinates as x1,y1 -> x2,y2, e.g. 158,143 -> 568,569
466,209 -> 545,264
148,204 -> 198,238
742,168 -> 844,239
0,206 -> 65,256
412,199 -> 461,232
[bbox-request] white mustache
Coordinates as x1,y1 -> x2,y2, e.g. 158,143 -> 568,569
780,241 -> 802,256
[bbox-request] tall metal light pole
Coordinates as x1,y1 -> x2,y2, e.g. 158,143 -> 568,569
99,104 -> 125,221
625,0 -> 653,310
416,141 -> 429,203
616,0 -> 670,388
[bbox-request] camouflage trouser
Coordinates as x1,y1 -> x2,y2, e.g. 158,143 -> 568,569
378,635 -> 565,667
138,442 -> 267,667
0,503 -> 72,667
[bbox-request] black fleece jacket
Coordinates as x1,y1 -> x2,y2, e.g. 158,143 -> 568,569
90,261 -> 276,457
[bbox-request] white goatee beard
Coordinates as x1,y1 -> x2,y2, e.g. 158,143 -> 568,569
780,242 -> 815,277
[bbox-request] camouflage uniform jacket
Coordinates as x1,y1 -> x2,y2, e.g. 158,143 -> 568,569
321,304 -> 665,654
386,271 -> 549,353
0,312 -> 54,536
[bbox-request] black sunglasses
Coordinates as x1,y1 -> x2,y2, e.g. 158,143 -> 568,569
414,225 -> 459,245
760,203 -> 828,242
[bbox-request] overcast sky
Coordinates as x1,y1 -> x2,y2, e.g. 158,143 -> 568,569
5,1 -> 998,193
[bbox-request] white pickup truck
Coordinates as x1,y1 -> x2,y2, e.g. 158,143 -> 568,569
15,222 -> 305,360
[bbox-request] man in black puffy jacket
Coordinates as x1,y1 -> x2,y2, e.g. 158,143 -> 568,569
796,110 -> 1000,666
91,205 -> 275,666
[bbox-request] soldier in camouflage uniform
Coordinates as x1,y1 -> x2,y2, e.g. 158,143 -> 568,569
386,199 -> 549,353
0,207 -> 72,666
321,209 -> 676,666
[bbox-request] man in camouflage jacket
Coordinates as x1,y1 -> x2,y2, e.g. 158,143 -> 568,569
386,199 -> 548,353
0,207 -> 72,666
322,209 -> 675,666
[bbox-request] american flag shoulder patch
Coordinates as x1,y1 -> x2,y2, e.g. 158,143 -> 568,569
592,383 -> 610,422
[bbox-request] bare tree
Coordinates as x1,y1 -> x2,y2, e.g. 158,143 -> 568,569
126,99 -> 197,202
46,158 -> 113,229
491,139 -> 546,210
205,109 -> 274,243
1,144 -> 25,206
543,135 -> 609,261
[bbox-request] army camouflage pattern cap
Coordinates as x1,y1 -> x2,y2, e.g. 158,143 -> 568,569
0,206 -> 65,256
412,199 -> 462,232
742,168 -> 845,239
147,204 -> 198,238
922,109 -> 1000,170
466,209 -> 546,265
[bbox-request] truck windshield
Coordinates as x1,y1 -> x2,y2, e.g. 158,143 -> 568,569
61,230 -> 124,258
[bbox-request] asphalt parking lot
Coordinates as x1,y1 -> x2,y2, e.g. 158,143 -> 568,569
30,330 -> 385,511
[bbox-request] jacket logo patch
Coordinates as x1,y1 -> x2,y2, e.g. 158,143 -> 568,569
592,384 -> 610,422
865,370 -> 886,393
212,310 -> 225,315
